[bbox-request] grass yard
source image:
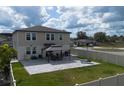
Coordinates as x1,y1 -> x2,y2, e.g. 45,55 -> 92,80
98,42 -> 124,48
12,59 -> 124,86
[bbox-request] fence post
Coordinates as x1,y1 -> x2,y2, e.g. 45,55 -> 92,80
13,80 -> 16,86
99,78 -> 102,86
116,73 -> 119,86
75,83 -> 79,86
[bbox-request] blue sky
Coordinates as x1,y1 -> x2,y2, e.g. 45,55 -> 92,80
0,6 -> 124,37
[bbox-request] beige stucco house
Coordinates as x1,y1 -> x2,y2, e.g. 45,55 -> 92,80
12,25 -> 71,60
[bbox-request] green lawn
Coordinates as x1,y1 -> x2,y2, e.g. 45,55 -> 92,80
98,42 -> 124,48
12,60 -> 124,86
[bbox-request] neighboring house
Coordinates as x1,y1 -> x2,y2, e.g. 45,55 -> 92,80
12,25 -> 71,60
0,33 -> 13,47
75,39 -> 97,46
0,37 -> 6,45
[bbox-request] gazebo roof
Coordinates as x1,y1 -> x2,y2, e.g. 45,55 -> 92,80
45,45 -> 63,51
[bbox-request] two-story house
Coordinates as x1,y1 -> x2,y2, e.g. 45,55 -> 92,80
12,25 -> 71,60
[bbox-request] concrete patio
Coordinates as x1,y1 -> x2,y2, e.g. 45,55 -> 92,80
20,56 -> 99,75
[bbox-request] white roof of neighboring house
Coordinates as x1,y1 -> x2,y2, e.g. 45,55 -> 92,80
77,39 -> 96,43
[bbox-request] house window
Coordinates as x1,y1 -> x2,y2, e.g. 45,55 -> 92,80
26,32 -> 36,40
26,47 -> 31,55
51,34 -> 54,40
46,33 -> 50,40
59,34 -> 62,40
26,33 -> 31,40
32,32 -> 36,40
32,47 -> 36,54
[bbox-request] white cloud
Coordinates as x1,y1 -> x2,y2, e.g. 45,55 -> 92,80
0,6 -> 50,32
40,7 -> 50,21
0,6 -> 124,36
43,18 -> 62,29
0,25 -> 13,33
0,6 -> 27,31
46,6 -> 54,10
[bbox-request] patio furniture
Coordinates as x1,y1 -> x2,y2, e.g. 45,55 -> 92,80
38,55 -> 42,58
31,56 -> 38,60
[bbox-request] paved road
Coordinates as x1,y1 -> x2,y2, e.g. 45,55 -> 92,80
74,47 -> 124,56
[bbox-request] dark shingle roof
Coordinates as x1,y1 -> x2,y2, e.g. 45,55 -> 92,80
14,25 -> 71,34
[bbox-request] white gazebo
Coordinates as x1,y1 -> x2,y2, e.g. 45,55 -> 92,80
46,45 -> 64,51
45,45 -> 70,62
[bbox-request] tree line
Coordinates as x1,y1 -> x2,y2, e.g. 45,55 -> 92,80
76,31 -> 124,43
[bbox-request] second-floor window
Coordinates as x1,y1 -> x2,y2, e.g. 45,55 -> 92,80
26,32 -> 36,41
51,34 -> 54,40
46,33 -> 50,40
59,34 -> 62,40
26,33 -> 31,40
32,32 -> 36,40
46,33 -> 55,40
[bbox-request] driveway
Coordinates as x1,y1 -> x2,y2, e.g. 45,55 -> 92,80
20,55 -> 99,75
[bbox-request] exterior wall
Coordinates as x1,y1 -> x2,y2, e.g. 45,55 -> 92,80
17,46 -> 42,60
16,32 -> 70,46
13,31 -> 70,60
12,32 -> 17,49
